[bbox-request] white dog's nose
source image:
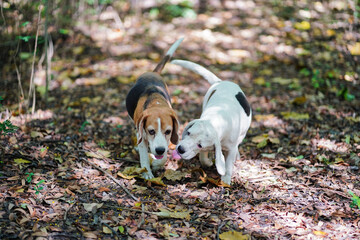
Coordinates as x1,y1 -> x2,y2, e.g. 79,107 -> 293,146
177,145 -> 185,154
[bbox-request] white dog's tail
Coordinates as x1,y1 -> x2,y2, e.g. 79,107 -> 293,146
171,59 -> 222,85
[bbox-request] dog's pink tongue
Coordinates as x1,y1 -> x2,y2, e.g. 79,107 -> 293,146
172,149 -> 181,160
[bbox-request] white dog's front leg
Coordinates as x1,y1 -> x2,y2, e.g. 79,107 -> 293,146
221,149 -> 238,185
200,151 -> 213,167
138,141 -> 154,179
152,155 -> 167,171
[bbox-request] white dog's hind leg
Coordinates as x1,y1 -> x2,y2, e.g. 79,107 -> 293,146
200,151 -> 213,167
221,149 -> 238,185
138,141 -> 154,179
152,155 -> 167,171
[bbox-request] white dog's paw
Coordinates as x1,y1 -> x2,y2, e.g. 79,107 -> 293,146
142,171 -> 154,180
221,175 -> 231,185
215,154 -> 226,176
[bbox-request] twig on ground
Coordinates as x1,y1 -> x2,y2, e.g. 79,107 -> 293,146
102,221 -> 120,240
137,203 -> 145,228
79,157 -> 138,201
216,221 -> 225,240
64,201 -> 76,221
82,147 -> 138,163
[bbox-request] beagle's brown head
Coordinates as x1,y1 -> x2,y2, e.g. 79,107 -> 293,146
136,108 -> 179,145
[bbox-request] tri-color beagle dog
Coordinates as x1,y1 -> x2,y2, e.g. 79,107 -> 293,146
126,38 -> 183,179
171,60 -> 252,185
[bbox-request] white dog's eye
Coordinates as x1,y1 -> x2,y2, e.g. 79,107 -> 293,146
165,129 -> 171,135
187,131 -> 190,136
197,144 -> 202,148
148,129 -> 156,135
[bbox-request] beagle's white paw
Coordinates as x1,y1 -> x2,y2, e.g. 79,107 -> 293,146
142,171 -> 155,180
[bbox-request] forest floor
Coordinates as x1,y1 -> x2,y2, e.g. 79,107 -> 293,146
1,1 -> 360,239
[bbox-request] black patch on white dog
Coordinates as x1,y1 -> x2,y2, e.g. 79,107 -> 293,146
235,92 -> 251,116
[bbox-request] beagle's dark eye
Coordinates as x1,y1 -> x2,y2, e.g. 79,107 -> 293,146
165,129 -> 171,135
148,129 -> 156,135
197,143 -> 202,148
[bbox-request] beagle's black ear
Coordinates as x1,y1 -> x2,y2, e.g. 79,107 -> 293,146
170,111 -> 179,144
136,113 -> 148,145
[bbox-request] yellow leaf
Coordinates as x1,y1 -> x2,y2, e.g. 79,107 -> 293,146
164,169 -> 188,181
147,177 -> 166,186
313,230 -> 328,237
254,77 -> 265,86
294,21 -> 311,30
219,230 -> 250,240
251,134 -> 268,143
326,29 -> 336,37
83,232 -> 98,239
14,158 -> 31,164
257,139 -> 268,149
83,203 -> 103,212
30,131 -> 43,138
117,171 -> 135,180
103,226 -> 112,234
281,112 -> 309,120
254,114 -> 276,121
269,137 -> 280,144
156,208 -> 191,220
122,166 -> 146,175
291,96 -> 307,105
272,77 -> 293,85
80,97 -> 91,103
117,76 -> 135,84
85,150 -> 111,158
348,42 -> 360,55
72,46 -> 85,55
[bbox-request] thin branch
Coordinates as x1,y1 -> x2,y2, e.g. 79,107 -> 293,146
79,157 -> 138,201
0,0 -> 6,27
28,5 -> 42,114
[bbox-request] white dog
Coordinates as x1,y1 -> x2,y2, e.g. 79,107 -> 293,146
171,60 -> 252,185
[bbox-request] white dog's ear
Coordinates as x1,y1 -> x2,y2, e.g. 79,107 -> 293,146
182,121 -> 195,138
214,138 -> 225,176
136,113 -> 148,145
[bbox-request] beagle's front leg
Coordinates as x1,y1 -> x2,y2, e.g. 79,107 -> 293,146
152,155 -> 167,171
200,151 -> 213,167
221,149 -> 238,185
138,140 -> 154,179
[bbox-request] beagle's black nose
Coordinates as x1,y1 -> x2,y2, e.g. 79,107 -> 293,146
155,147 -> 165,155
177,145 -> 185,154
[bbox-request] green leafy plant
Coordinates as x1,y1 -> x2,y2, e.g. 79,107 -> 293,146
25,172 -> 34,183
34,179 -> 45,194
337,87 -> 355,101
0,97 -> 18,136
79,120 -> 90,132
0,120 -> 18,136
349,190 -> 360,209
